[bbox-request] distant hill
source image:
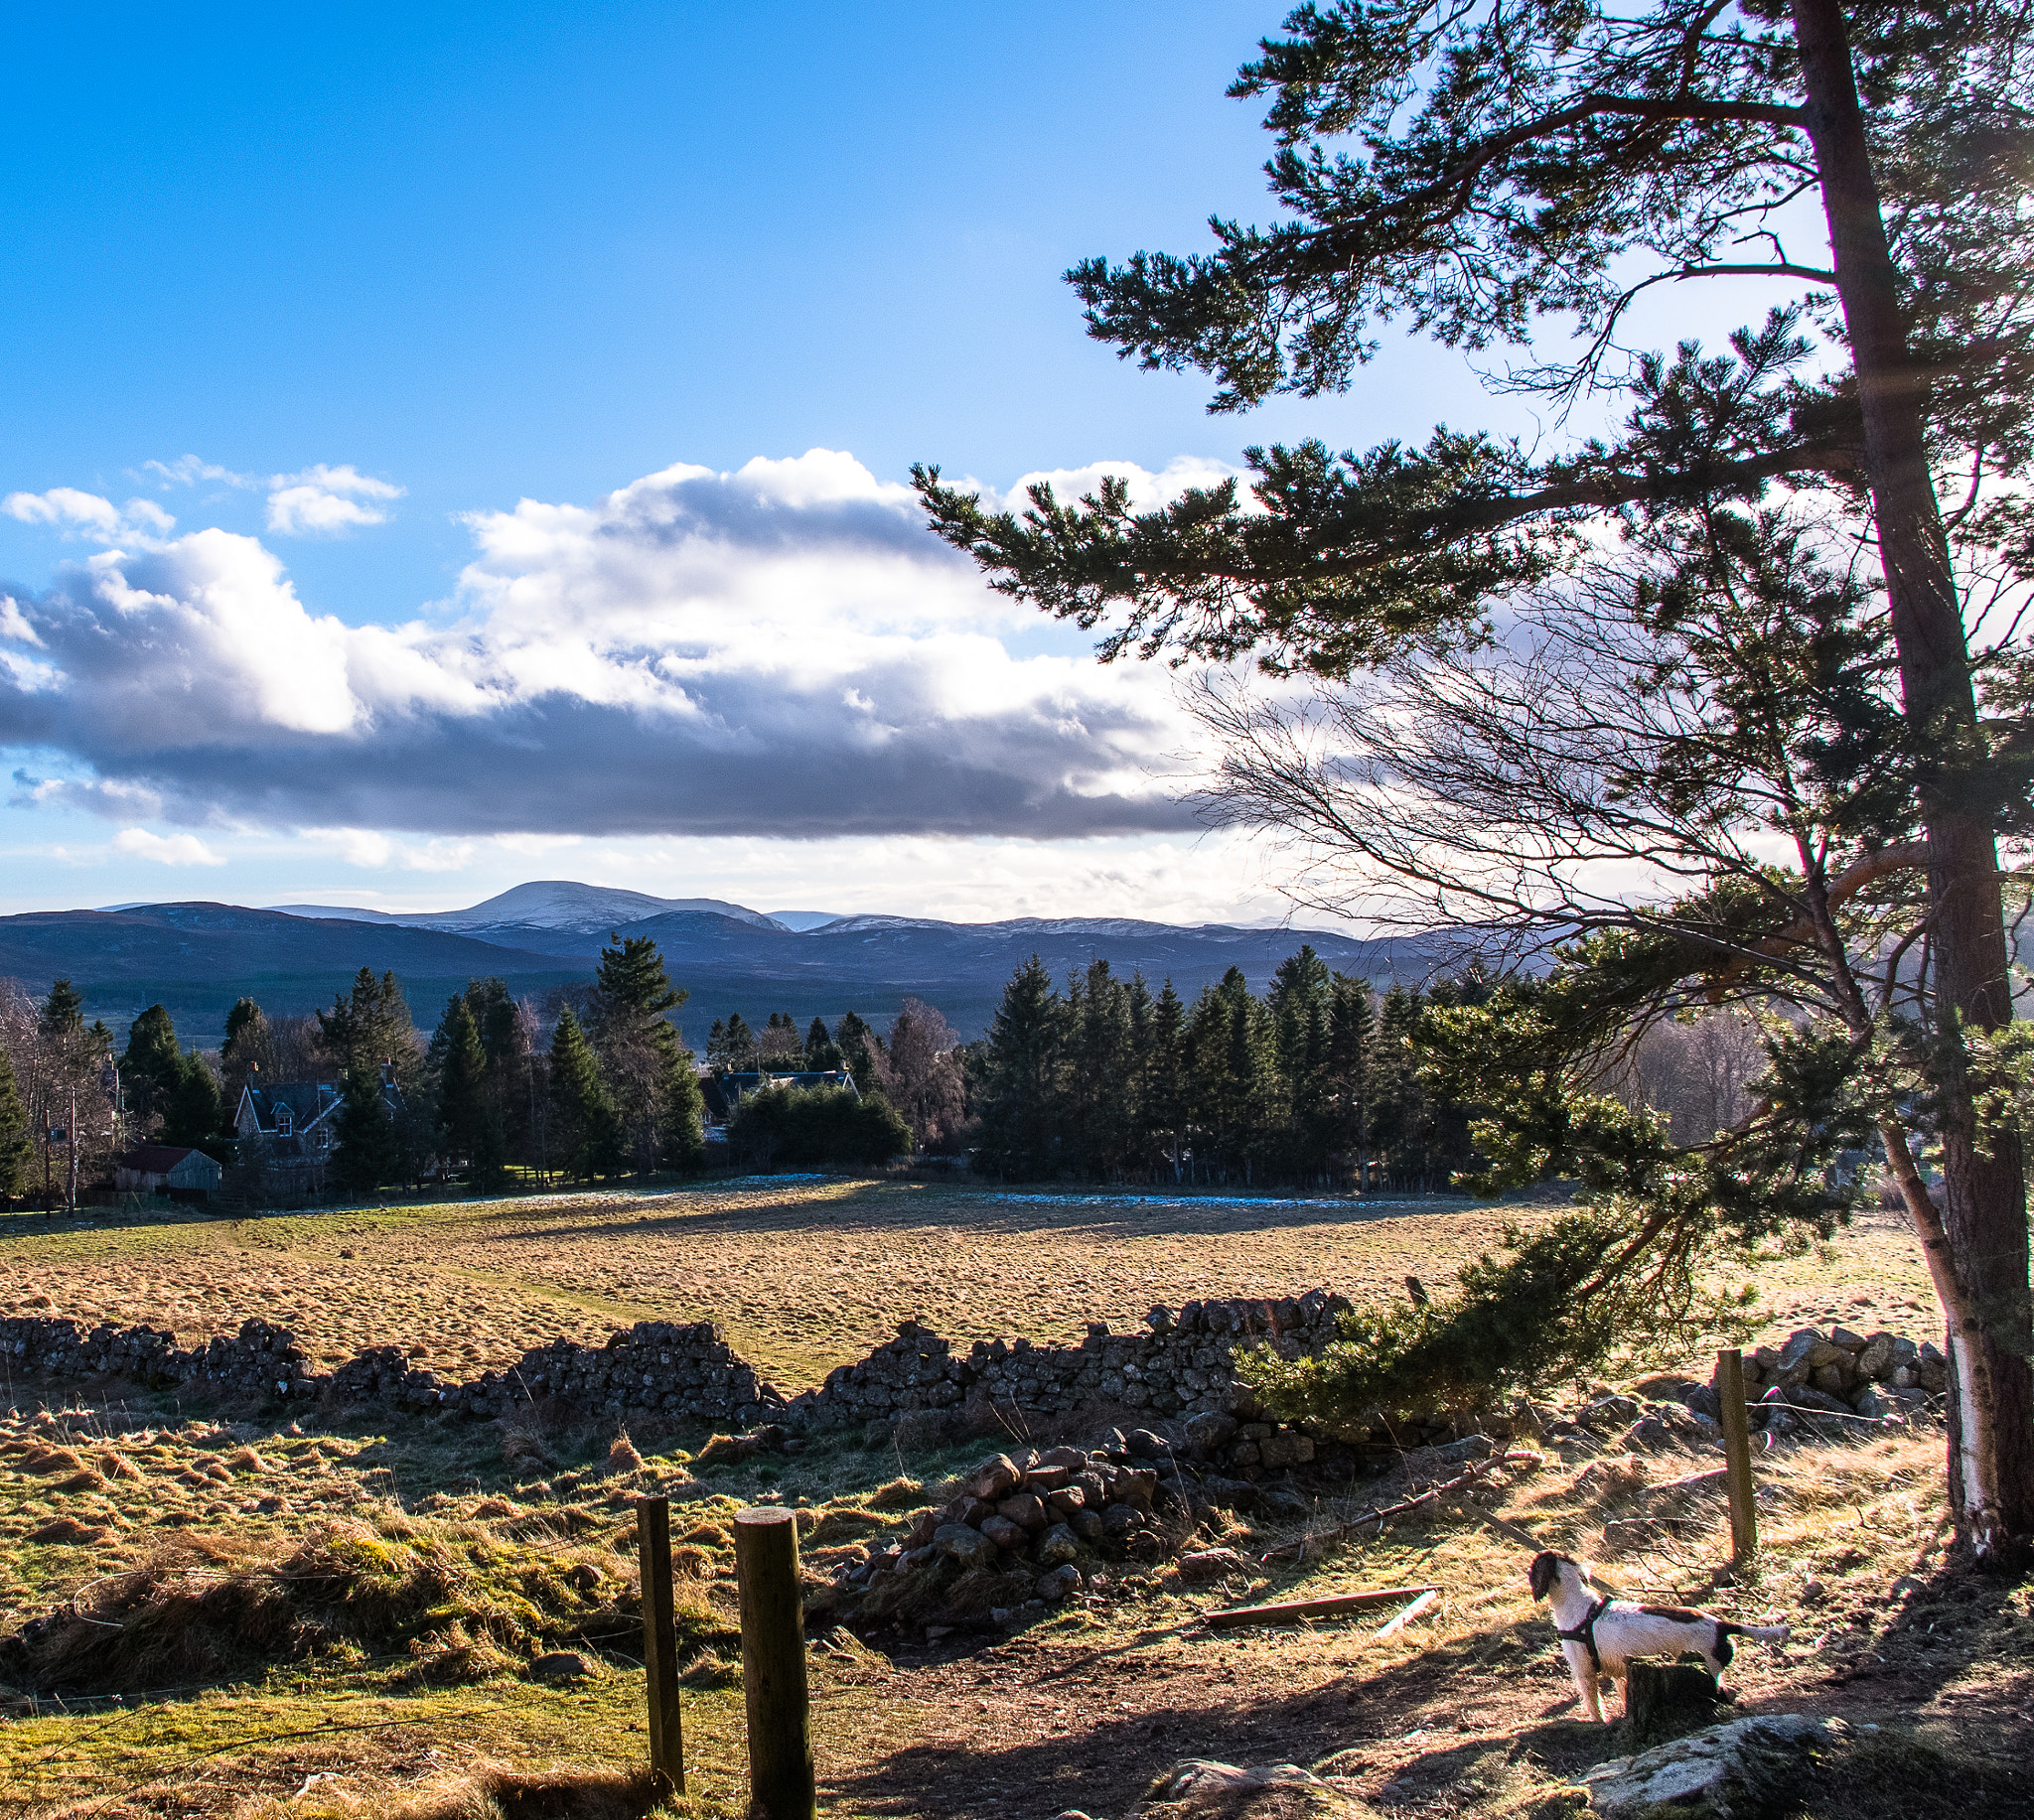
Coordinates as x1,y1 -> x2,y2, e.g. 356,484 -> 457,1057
267,880 -> 784,941
0,890 -> 1448,1043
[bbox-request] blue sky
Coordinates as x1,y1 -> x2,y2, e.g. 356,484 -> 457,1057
0,2 -> 1792,924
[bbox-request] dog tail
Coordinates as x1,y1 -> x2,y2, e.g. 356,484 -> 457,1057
1721,1621 -> 1790,1644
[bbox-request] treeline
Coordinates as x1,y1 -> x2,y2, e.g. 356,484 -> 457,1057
965,948 -> 1490,1190
0,929 -> 714,1204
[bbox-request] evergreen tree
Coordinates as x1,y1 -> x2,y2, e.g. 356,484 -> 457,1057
833,1011 -> 882,1094
319,969 -> 418,1085
120,1005 -> 185,1128
432,995 -> 492,1180
1327,975 -> 1378,1190
1144,981 -> 1189,1181
547,1005 -> 619,1181
803,1016 -> 842,1071
593,933 -> 701,1170
160,1053 -> 224,1155
331,1061 -> 396,1197
41,979 -> 83,1041
219,997 -> 275,1108
0,1038 -> 29,1198
972,957 -> 1065,1180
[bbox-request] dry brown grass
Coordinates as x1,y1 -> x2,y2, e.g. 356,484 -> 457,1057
0,1183 -> 1941,1389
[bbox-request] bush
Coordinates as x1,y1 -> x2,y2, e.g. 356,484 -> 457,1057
725,1083 -> 912,1169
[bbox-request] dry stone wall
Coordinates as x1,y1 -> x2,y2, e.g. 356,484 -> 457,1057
1,1301 -> 1950,1468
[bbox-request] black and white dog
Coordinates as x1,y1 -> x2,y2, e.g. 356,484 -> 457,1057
1527,1550 -> 1790,1723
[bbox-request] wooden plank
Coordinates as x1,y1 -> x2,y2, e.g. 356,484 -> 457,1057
1202,1584 -> 1441,1630
1372,1588 -> 1439,1639
1715,1348 -> 1759,1564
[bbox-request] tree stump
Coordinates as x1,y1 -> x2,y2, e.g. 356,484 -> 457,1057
1624,1660 -> 1726,1748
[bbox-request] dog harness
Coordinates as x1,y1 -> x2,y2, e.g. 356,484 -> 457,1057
1556,1597 -> 1611,1672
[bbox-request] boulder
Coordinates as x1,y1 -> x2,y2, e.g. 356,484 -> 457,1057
934,1522 -> 997,1567
1176,1547 -> 1247,1583
1580,1714 -> 1841,1817
1036,1522 -> 1081,1566
997,1491 -> 1049,1532
967,1453 -> 1023,1500
526,1650 -> 592,1682
1036,1562 -> 1082,1602
979,1514 -> 1027,1550
1185,1412 -> 1238,1458
1139,1758 -> 1370,1820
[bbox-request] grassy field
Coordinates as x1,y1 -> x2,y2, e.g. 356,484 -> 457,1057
0,1177 -> 2020,1820
0,1179 -> 1939,1387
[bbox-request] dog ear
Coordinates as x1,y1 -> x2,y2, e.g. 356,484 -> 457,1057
1527,1551 -> 1557,1601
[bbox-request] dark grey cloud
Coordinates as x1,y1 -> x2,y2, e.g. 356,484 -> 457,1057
0,453 -> 1196,840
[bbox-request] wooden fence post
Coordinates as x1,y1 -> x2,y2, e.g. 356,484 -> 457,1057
1715,1348 -> 1758,1565
735,1505 -> 815,1820
638,1495 -> 684,1796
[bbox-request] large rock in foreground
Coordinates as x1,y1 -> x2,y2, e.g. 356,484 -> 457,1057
1135,1759 -> 1376,1820
1580,1714 -> 1842,1817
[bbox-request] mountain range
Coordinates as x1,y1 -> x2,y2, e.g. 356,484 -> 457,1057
7,881 -> 1437,1044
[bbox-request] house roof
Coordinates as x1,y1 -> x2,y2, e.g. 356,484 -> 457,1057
117,1145 -> 211,1174
700,1068 -> 857,1121
240,1082 -> 341,1132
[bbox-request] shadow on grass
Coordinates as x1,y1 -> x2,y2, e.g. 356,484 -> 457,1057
824,1621 -> 1627,1820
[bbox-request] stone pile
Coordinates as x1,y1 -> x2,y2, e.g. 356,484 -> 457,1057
837,1440 -> 1172,1624
1641,1324 -> 1945,1430
484,1322 -> 774,1428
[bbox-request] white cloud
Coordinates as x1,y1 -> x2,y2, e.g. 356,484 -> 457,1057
984,454 -> 1244,516
265,464 -> 403,536
0,449 -> 1215,841
3,488 -> 175,543
113,827 -> 223,866
144,455 -> 259,490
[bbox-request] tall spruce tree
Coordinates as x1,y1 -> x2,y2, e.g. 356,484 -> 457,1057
917,0 -> 2034,1553
974,957 -> 1066,1180
593,933 -> 703,1171
547,1004 -> 619,1181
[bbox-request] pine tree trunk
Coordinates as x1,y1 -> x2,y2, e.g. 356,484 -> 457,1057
1794,0 -> 2034,1555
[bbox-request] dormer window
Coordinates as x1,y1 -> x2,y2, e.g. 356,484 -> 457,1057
276,1105 -> 293,1135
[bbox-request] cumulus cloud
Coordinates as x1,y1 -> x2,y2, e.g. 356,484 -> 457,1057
3,488 -> 175,543
265,464 -> 403,535
112,827 -> 223,866
982,454 -> 1245,516
0,451 -> 1205,841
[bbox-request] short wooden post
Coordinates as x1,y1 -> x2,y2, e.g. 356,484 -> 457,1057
735,1506 -> 815,1820
1715,1348 -> 1758,1564
638,1495 -> 684,1796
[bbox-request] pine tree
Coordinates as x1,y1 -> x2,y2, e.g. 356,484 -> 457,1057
160,1054 -> 224,1154
0,1039 -> 29,1198
41,979 -> 83,1040
972,957 -> 1065,1180
1145,981 -> 1189,1182
120,1005 -> 185,1128
331,1061 -> 396,1197
548,1005 -> 619,1181
834,1011 -> 882,1094
803,1016 -> 842,1071
433,995 -> 490,1179
219,997 -> 275,1108
1328,975 -> 1378,1190
593,933 -> 700,1171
